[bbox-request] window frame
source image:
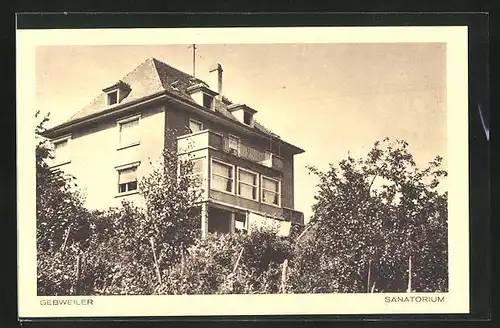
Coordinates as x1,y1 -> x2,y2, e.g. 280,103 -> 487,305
52,134 -> 72,166
117,114 -> 141,150
237,167 -> 259,201
243,110 -> 252,125
188,118 -> 204,134
210,158 -> 235,195
115,161 -> 141,197
227,134 -> 240,156
107,89 -> 119,106
234,213 -> 248,233
261,175 -> 281,207
203,93 -> 214,109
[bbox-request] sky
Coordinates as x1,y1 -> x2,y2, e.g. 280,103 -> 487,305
36,43 -> 447,221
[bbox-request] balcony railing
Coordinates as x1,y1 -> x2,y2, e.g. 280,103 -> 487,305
177,130 -> 284,171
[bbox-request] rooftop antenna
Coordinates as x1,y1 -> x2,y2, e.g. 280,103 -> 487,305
188,44 -> 197,77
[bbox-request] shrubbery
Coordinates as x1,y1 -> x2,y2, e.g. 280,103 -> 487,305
159,228 -> 291,294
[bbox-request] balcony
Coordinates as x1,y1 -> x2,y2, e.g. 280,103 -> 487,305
177,130 -> 284,171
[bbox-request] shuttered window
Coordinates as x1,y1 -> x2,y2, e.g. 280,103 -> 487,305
119,118 -> 139,147
118,166 -> 138,193
53,138 -> 70,164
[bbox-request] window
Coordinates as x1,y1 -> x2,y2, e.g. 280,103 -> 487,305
107,90 -> 118,105
52,136 -> 71,165
228,135 -> 239,155
118,166 -> 138,194
189,119 -> 203,134
234,212 -> 247,233
211,160 -> 234,193
203,93 -> 213,108
243,111 -> 252,125
262,176 -> 280,206
238,168 -> 258,200
118,117 -> 140,147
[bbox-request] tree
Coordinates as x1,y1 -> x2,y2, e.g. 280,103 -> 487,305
36,111 -> 92,253
138,138 -> 203,271
36,111 -> 94,295
289,138 -> 448,293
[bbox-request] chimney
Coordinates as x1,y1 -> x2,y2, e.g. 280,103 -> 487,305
209,63 -> 223,100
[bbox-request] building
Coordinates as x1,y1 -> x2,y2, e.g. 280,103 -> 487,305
42,57 -> 305,236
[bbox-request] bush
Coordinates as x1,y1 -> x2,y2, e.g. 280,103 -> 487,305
158,227 -> 291,295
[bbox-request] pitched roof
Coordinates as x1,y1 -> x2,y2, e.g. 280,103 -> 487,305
64,57 -> 278,139
67,57 -> 195,122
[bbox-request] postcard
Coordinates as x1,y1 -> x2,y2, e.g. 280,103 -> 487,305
17,25 -> 469,318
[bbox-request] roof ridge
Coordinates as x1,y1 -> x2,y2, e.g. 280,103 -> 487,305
111,57 -> 152,87
151,57 -> 207,86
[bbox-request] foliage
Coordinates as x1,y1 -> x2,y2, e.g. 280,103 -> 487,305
158,227 -> 291,295
138,145 -> 203,266
289,138 -> 448,293
37,247 -> 79,296
36,110 -> 95,295
35,111 -> 91,253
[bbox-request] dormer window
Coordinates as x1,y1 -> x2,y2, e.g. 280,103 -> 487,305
203,94 -> 213,109
103,80 -> 131,107
243,111 -> 252,125
171,80 -> 181,91
227,104 -> 257,127
187,83 -> 218,110
107,90 -> 118,106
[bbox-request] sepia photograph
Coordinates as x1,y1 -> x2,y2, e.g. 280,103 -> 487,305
17,26 -> 469,317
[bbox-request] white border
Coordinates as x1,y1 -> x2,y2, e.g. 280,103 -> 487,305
17,26 -> 469,317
